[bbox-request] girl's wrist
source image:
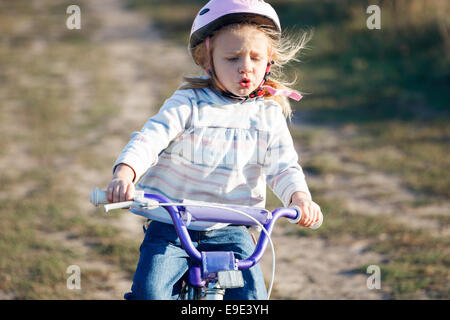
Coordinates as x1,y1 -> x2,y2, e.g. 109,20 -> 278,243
289,191 -> 311,205
113,163 -> 136,182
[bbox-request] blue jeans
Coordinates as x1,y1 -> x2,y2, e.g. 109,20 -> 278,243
124,221 -> 267,300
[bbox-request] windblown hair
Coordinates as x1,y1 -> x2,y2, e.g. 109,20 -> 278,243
180,22 -> 312,121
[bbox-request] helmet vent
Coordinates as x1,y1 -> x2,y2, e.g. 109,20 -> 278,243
199,8 -> 210,15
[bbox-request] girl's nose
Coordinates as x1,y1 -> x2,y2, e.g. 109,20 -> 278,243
238,56 -> 252,73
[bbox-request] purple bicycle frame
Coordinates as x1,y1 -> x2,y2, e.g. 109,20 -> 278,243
143,193 -> 299,287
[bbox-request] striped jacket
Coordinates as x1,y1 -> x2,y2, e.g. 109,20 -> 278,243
114,87 -> 311,230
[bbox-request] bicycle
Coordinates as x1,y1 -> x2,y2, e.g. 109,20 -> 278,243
89,187 -> 322,300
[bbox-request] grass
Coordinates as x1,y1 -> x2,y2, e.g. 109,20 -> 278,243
125,0 -> 203,45
0,0 -> 140,299
282,0 -> 450,200
0,193 -> 80,299
291,120 -> 450,200
286,1 -> 450,200
343,121 -> 450,199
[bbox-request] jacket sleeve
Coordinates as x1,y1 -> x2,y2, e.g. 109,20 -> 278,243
263,108 -> 311,207
113,90 -> 193,181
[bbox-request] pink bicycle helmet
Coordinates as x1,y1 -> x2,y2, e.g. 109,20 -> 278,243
189,0 -> 281,50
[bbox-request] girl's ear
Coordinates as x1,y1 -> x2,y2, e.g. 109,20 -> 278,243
203,51 -> 212,76
268,46 -> 274,64
203,37 -> 214,77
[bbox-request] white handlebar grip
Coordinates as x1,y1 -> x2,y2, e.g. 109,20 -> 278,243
90,187 -> 109,206
288,205 -> 302,224
103,201 -> 134,212
309,211 -> 323,230
288,205 -> 323,229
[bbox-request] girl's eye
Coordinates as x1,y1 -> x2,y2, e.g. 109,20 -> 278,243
225,56 -> 262,62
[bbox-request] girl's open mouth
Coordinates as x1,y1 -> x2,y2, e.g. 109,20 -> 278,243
240,78 -> 251,88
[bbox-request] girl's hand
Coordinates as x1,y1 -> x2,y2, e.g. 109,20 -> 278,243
107,163 -> 136,203
289,191 -> 323,228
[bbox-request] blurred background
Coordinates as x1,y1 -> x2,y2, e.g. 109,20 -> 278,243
0,0 -> 448,299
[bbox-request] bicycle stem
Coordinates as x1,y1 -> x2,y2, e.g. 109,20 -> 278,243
236,207 -> 297,269
144,193 -> 203,262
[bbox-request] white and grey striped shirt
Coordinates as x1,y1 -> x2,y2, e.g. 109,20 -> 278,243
114,86 -> 311,230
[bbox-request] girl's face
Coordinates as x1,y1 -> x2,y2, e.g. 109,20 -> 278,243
211,25 -> 271,97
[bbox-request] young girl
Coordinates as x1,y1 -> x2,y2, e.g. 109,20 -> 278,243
107,0 -> 323,300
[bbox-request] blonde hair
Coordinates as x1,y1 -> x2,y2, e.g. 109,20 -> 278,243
180,23 -> 312,121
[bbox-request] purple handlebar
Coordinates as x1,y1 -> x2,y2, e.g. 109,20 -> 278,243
144,194 -> 202,262
143,193 -> 298,269
236,207 -> 297,269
